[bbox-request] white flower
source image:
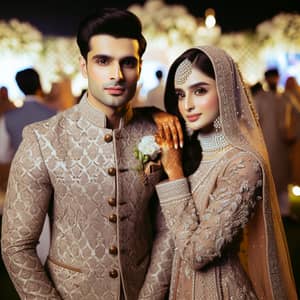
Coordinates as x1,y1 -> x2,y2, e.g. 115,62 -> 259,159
137,135 -> 161,160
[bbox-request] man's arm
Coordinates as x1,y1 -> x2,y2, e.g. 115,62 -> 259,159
0,116 -> 14,163
1,125 -> 61,299
138,193 -> 174,300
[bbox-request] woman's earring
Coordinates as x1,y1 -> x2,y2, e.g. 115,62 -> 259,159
213,116 -> 221,132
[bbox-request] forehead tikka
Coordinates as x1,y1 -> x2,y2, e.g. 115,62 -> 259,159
174,58 -> 193,85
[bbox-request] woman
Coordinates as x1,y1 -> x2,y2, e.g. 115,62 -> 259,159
283,76 -> 300,185
155,46 -> 297,299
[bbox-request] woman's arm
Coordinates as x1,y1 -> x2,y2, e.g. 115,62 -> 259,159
156,153 -> 262,270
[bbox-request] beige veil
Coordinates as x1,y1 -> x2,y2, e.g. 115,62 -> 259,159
193,45 -> 297,299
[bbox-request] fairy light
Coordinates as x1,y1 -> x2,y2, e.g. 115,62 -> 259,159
292,185 -> 300,197
205,8 -> 216,29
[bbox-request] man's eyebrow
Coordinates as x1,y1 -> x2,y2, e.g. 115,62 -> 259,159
91,54 -> 111,60
120,56 -> 138,61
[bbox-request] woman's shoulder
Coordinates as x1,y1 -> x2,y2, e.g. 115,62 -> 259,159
222,148 -> 263,179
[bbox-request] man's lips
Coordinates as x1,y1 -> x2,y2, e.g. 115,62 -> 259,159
104,86 -> 125,95
186,114 -> 201,122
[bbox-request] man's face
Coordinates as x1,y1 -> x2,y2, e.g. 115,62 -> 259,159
80,34 -> 141,110
266,75 -> 279,91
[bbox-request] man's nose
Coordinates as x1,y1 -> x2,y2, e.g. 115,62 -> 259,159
110,64 -> 124,81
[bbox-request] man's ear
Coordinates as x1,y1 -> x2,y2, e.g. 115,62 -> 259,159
79,56 -> 88,78
138,59 -> 143,80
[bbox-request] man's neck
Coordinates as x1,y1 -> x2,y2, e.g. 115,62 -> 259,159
87,96 -> 124,129
106,113 -> 122,129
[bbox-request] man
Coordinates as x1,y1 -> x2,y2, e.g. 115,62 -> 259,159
1,8 -> 174,300
0,69 -> 56,265
146,69 -> 165,111
0,68 -> 57,163
253,68 -> 291,217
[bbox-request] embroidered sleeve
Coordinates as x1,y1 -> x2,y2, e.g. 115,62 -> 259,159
138,193 -> 174,300
156,154 -> 262,270
1,126 -> 61,299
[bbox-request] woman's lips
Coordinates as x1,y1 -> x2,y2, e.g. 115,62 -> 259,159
187,114 -> 201,122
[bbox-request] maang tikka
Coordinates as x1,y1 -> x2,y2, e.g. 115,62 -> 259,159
175,58 -> 193,85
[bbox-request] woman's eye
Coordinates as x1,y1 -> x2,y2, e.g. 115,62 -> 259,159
194,87 -> 206,95
175,91 -> 184,98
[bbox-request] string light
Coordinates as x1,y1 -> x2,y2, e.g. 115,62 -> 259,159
292,185 -> 300,197
205,8 -> 216,29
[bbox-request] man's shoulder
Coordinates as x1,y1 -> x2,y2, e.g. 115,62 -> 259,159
24,104 -> 80,134
131,107 -> 156,122
124,107 -> 157,137
130,107 -> 156,126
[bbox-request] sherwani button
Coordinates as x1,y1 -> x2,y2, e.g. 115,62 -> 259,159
108,167 -> 116,176
109,269 -> 118,278
109,245 -> 118,255
108,197 -> 116,206
109,214 -> 117,223
104,134 -> 113,143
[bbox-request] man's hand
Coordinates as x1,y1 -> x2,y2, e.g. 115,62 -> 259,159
152,111 -> 184,149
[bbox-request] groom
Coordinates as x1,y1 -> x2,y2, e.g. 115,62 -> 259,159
1,8 -> 174,299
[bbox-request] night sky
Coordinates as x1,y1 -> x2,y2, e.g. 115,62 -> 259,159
1,0 -> 300,36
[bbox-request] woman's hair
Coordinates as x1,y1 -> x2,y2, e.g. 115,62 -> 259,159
76,8 -> 147,60
164,48 -> 215,176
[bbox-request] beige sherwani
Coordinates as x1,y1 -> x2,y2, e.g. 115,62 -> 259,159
1,96 -> 173,299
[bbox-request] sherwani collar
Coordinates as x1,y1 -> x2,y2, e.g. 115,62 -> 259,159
78,93 -> 133,129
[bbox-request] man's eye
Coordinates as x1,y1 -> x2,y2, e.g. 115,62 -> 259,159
122,58 -> 137,68
96,58 -> 108,65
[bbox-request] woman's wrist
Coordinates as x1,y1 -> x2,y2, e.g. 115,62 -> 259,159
167,169 -> 185,181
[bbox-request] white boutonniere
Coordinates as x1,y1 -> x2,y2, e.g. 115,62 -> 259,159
134,135 -> 161,171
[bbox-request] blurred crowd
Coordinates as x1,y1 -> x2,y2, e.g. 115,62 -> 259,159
251,69 -> 300,220
0,68 -> 81,212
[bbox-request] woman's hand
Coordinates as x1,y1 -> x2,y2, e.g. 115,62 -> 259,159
155,134 -> 184,181
152,111 -> 184,149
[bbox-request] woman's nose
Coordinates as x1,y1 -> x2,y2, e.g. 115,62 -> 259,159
184,95 -> 194,111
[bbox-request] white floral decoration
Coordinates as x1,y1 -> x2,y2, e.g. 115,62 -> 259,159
0,19 -> 43,55
256,13 -> 300,51
129,0 -> 221,49
134,135 -> 161,170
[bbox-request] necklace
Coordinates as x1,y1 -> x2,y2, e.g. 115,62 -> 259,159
197,130 -> 232,161
197,130 -> 230,152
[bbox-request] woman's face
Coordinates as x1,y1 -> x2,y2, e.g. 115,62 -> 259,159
175,66 -> 219,132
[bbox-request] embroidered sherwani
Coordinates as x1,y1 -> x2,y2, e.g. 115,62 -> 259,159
1,96 -> 173,300
156,132 -> 262,300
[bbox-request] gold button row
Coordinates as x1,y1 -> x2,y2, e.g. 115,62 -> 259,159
104,134 -> 113,143
109,269 -> 118,278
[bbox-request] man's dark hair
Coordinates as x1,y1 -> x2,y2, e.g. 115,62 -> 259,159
264,68 -> 279,78
155,70 -> 163,80
76,8 -> 147,60
15,68 -> 42,95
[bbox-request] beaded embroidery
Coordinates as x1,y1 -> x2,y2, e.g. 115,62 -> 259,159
175,58 -> 193,85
